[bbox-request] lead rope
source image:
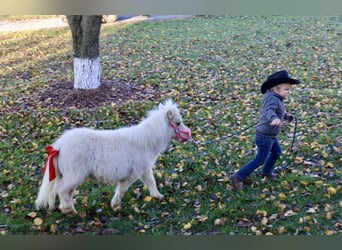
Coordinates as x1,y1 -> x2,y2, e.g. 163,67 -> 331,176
189,116 -> 298,172
275,115 -> 298,174
190,122 -> 258,146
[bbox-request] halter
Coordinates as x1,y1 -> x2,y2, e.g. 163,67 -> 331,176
169,122 -> 192,142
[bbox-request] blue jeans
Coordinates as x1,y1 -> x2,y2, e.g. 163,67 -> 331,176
236,133 -> 282,180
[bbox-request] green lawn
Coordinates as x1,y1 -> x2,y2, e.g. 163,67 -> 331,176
0,16 -> 340,235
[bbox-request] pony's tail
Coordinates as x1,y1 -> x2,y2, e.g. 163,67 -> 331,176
35,146 -> 59,210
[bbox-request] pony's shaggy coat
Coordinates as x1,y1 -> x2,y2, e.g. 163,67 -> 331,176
35,100 -> 191,214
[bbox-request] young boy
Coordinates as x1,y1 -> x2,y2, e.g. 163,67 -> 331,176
230,70 -> 300,189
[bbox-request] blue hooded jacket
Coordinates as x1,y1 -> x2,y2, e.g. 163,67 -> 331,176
256,91 -> 286,137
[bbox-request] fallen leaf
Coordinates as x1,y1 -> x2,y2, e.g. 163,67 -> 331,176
325,230 -> 334,235
183,222 -> 192,230
143,196 -> 152,202
284,210 -> 296,217
278,193 -> 286,200
256,210 -> 267,217
1,191 -> 9,198
197,215 -> 208,222
27,212 -> 37,218
50,224 -> 57,233
261,217 -> 268,225
33,217 -> 43,226
306,208 -> 316,213
327,187 -> 336,195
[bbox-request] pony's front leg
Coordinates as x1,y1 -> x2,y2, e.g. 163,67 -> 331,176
111,178 -> 135,209
141,168 -> 164,200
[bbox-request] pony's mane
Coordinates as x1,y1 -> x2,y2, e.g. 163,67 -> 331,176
124,100 -> 178,151
147,99 -> 178,117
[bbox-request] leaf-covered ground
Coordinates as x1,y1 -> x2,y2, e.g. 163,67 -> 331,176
0,16 -> 341,235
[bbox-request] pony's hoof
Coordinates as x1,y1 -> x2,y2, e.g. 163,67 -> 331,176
155,194 -> 165,200
112,204 -> 121,211
59,206 -> 77,215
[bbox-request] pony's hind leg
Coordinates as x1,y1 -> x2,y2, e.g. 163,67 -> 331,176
110,178 -> 135,209
141,168 -> 164,199
56,177 -> 81,214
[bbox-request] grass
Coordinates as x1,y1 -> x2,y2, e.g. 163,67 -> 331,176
0,15 -> 58,22
0,16 -> 341,235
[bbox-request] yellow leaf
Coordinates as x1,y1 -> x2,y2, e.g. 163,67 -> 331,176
214,218 -> 222,225
79,211 -> 87,218
269,214 -> 278,220
259,193 -> 266,199
256,210 -> 267,217
261,217 -> 268,225
275,201 -> 286,211
197,215 -> 208,222
33,217 -> 43,226
276,227 -> 286,235
183,222 -> 192,230
326,162 -> 334,168
322,151 -> 328,158
295,156 -> 303,164
299,217 -> 304,224
281,180 -> 290,189
32,142 -> 38,150
326,212 -> 333,220
300,181 -> 308,187
143,196 -> 152,202
3,169 -> 10,175
327,187 -> 336,195
315,180 -> 323,189
27,212 -> 37,218
324,204 -> 332,211
161,212 -> 169,218
50,224 -> 57,233
278,193 -> 286,200
325,230 -> 334,236
332,146 -> 342,154
81,196 -> 88,205
305,215 -> 312,221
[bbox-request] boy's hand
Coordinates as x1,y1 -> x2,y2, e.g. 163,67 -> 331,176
270,118 -> 282,126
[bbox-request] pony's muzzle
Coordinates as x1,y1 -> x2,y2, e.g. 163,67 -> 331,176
169,122 -> 192,142
176,127 -> 192,142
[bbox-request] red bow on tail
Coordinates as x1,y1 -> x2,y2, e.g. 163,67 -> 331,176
42,145 -> 59,181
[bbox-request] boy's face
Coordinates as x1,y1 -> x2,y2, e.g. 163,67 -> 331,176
275,83 -> 292,99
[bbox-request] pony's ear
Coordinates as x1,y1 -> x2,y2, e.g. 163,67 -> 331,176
166,110 -> 174,121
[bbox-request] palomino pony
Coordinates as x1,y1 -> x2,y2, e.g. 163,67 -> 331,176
35,100 -> 191,214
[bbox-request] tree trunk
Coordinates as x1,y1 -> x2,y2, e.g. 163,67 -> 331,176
67,15 -> 102,89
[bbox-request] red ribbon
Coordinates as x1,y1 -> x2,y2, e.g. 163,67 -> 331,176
42,145 -> 59,181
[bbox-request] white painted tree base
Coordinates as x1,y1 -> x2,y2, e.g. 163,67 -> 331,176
73,57 -> 101,89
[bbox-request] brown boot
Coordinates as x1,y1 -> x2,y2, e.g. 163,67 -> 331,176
229,174 -> 244,190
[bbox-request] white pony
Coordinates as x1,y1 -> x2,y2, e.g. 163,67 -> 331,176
35,99 -> 191,214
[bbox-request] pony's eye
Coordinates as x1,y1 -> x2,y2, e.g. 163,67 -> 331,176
175,122 -> 181,126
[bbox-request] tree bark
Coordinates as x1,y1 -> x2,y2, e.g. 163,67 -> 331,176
67,15 -> 102,89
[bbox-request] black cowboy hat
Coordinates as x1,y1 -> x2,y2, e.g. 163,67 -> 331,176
261,70 -> 300,94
